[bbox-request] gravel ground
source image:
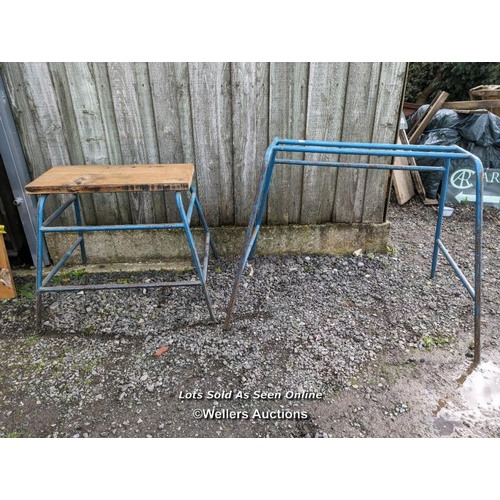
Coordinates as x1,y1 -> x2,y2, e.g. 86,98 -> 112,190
0,198 -> 499,438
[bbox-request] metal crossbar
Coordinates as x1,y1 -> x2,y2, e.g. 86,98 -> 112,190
224,138 -> 484,363
35,184 -> 218,330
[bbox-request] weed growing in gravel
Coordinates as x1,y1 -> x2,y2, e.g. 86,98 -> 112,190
82,324 -> 95,336
421,332 -> 451,350
386,244 -> 398,257
34,361 -> 46,373
24,335 -> 40,347
116,278 -> 131,284
17,283 -> 35,300
82,359 -> 100,373
2,431 -> 22,438
66,269 -> 87,279
52,268 -> 87,285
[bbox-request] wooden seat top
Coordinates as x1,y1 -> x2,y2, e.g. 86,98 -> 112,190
25,164 -> 194,194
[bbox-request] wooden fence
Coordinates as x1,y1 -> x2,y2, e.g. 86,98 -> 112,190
0,62 -> 407,227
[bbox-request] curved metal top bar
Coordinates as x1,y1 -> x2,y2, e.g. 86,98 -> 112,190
454,145 -> 484,172
272,144 -> 471,160
276,138 -> 462,154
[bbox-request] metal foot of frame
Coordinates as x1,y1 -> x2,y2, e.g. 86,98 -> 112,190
35,292 -> 42,332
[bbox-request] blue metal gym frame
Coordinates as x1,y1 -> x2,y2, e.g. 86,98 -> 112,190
35,184 -> 218,330
224,138 -> 484,363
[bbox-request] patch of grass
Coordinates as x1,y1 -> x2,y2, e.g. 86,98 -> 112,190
386,244 -> 398,257
51,268 -> 87,285
3,431 -> 22,438
82,359 -> 100,373
82,324 -> 95,336
116,278 -> 131,284
215,266 -> 222,274
65,269 -> 87,279
25,335 -> 40,347
17,283 -> 35,300
422,332 -> 451,350
34,361 -> 46,373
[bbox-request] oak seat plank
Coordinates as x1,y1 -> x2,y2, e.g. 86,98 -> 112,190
25,164 -> 194,194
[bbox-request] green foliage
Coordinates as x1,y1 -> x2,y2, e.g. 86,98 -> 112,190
2,431 -> 22,438
24,336 -> 40,347
405,62 -> 500,103
17,282 -> 35,300
61,269 -> 87,280
386,244 -> 398,257
421,332 -> 451,350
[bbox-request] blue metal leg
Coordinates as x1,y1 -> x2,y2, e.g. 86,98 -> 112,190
431,158 -> 451,278
175,191 -> 216,321
191,185 -> 218,259
248,149 -> 278,260
473,156 -> 484,363
35,195 -> 47,331
223,140 -> 278,329
73,194 -> 87,264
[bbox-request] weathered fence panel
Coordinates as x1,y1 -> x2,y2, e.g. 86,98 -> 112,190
267,62 -> 308,225
232,62 -> 269,226
302,62 -> 349,224
334,62 -> 381,223
0,62 -> 407,227
188,62 -> 234,227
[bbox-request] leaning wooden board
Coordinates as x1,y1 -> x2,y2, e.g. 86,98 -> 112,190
25,164 -> 195,194
392,133 -> 415,205
398,130 -> 438,205
408,91 -> 449,144
0,226 -> 16,299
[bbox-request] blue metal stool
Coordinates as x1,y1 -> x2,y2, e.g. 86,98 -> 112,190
25,164 -> 218,330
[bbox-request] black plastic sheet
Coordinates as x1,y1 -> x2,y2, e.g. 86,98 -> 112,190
407,107 -> 500,199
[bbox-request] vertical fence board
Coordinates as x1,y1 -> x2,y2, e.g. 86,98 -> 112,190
133,63 -> 166,223
21,63 -> 75,224
362,62 -> 407,223
232,62 -> 269,226
47,63 -> 86,165
267,62 -> 308,225
91,62 -> 131,224
301,62 -> 349,224
49,62 -> 98,225
107,62 -> 155,224
64,62 -> 124,225
333,63 -> 381,223
149,62 -> 195,222
188,62 -> 233,226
